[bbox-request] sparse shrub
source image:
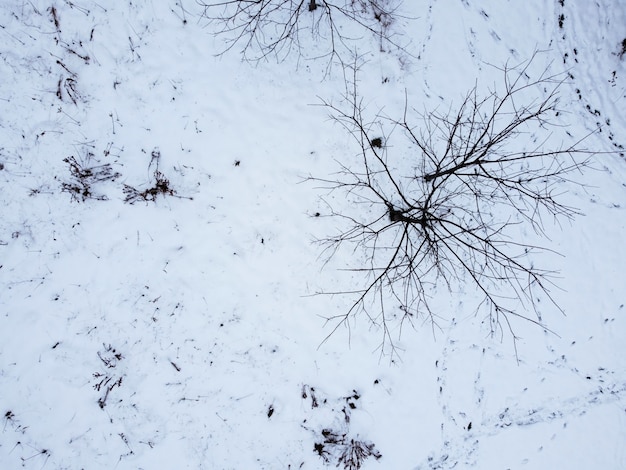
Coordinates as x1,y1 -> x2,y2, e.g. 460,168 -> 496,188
314,429 -> 381,469
123,171 -> 175,203
61,152 -> 121,202
302,385 -> 380,469
123,149 -> 187,204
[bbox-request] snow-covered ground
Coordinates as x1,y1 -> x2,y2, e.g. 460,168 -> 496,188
1,1 -> 625,468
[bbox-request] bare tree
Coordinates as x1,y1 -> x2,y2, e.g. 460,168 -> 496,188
197,0 -> 409,69
310,55 -> 597,357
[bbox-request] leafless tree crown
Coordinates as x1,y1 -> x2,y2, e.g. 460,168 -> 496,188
198,0 -> 409,67
311,56 -> 595,357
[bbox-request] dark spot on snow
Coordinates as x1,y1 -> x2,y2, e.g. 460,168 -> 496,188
343,390 -> 360,411
314,442 -> 324,456
467,422 -> 472,430
314,212 -> 320,217
267,405 -> 274,418
558,14 -> 564,29
302,385 -> 319,408
370,137 -> 383,148
234,160 -> 241,166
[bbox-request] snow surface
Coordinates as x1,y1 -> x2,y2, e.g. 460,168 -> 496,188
1,1 -> 625,469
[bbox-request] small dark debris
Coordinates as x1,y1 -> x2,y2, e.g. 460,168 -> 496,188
267,405 -> 275,418
345,390 -> 360,409
370,137 -> 383,148
302,385 -> 319,408
234,160 -> 241,166
314,442 -> 325,457
49,6 -> 60,31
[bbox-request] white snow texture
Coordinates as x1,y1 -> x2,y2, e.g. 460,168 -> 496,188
1,1 -> 625,469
